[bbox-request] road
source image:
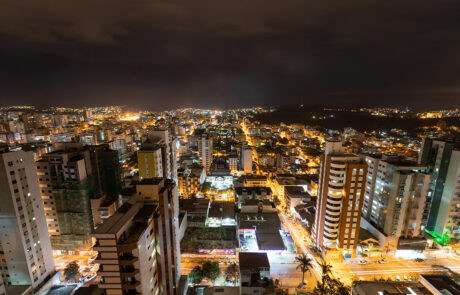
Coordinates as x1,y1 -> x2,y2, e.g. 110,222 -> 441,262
279,212 -> 322,283
280,211 -> 460,285
332,253 -> 460,284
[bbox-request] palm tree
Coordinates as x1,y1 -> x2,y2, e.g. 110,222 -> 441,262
319,261 -> 332,284
315,261 -> 333,295
295,254 -> 313,285
313,282 -> 328,295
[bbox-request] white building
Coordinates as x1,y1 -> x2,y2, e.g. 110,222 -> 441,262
360,155 -> 432,251
198,135 -> 213,170
0,150 -> 55,292
241,143 -> 253,173
419,138 -> 460,240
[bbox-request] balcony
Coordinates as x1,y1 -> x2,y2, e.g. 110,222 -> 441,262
118,240 -> 138,252
93,241 -> 117,252
118,228 -> 144,251
120,266 -> 140,277
119,254 -> 139,265
122,280 -> 141,290
94,254 -> 119,265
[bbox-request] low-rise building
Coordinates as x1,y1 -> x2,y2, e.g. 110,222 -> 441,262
239,253 -> 273,295
351,281 -> 431,295
284,186 -> 313,210
206,201 -> 236,227
244,175 -> 268,187
235,186 -> 272,209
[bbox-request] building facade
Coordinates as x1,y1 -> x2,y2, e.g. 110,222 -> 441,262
418,138 -> 460,240
360,155 -> 433,250
312,140 -> 367,254
0,150 -> 55,292
94,178 -> 181,295
198,135 -> 212,170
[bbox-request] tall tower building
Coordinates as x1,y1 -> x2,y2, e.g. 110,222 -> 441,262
93,178 -> 181,295
361,155 -> 432,249
136,179 -> 181,293
37,143 -> 98,251
138,130 -> 177,183
312,140 -> 367,254
419,138 -> 460,240
0,276 -> 5,295
198,135 -> 212,171
240,143 -> 253,173
0,150 -> 55,292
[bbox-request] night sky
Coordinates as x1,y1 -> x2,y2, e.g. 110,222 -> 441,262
1,0 -> 460,110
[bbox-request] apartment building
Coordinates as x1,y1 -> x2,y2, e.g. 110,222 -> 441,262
177,166 -> 205,197
198,135 -> 212,170
240,143 -> 252,173
137,178 -> 181,294
94,178 -> 181,295
419,138 -> 460,240
0,150 -> 55,292
312,140 -> 367,254
361,155 -> 432,250
37,151 -> 95,251
138,130 -> 178,183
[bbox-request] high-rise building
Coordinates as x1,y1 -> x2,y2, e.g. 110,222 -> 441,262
0,150 -> 55,292
0,276 -> 5,295
361,155 -> 432,249
198,135 -> 212,171
240,143 -> 253,173
137,143 -> 163,180
312,140 -> 367,254
37,143 -> 98,251
138,130 -> 177,182
419,138 -> 460,240
136,179 -> 181,292
87,144 -> 123,197
93,178 -> 181,295
228,152 -> 239,172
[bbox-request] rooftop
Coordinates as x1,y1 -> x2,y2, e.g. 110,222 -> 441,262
239,252 -> 270,270
235,186 -> 272,195
138,178 -> 164,185
93,198 -> 156,236
352,281 -> 431,295
420,275 -> 460,295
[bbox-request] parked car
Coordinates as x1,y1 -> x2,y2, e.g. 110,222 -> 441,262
414,258 -> 425,262
377,259 -> 388,264
358,259 -> 368,265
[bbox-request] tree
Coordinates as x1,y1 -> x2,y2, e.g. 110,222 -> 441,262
202,261 -> 221,285
64,261 -> 80,282
188,266 -> 204,285
318,261 -> 332,287
224,263 -> 238,285
295,254 -> 313,285
313,261 -> 349,295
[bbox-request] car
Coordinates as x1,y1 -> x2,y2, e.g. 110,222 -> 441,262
396,276 -> 401,281
414,258 -> 425,262
358,260 -> 368,265
377,259 -> 388,264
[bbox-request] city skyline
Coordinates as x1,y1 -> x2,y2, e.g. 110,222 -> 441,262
1,0 -> 460,293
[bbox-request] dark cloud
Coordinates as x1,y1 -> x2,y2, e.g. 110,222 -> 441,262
0,0 -> 459,110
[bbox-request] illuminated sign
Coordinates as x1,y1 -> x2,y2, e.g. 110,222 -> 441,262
198,249 -> 235,255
